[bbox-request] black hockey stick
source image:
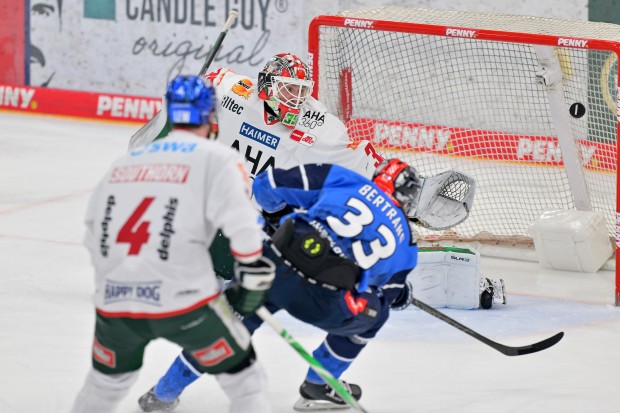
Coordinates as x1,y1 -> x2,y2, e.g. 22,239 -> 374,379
128,10 -> 239,150
410,297 -> 564,356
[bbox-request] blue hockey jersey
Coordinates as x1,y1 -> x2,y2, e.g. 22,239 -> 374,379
253,164 -> 418,292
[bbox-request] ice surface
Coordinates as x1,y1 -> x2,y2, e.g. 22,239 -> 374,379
1,112 -> 619,412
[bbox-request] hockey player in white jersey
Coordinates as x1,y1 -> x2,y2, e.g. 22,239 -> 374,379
70,75 -> 275,413
190,53 -> 384,291
204,52 -> 382,177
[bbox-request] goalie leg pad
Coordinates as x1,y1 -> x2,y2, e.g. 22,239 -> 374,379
408,246 -> 481,309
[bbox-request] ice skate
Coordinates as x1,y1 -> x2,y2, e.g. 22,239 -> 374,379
138,387 -> 179,412
293,379 -> 362,411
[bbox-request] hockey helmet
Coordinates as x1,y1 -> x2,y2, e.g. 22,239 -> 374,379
373,159 -> 423,216
257,53 -> 314,128
166,75 -> 216,126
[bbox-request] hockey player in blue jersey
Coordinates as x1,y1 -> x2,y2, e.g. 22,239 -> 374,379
244,159 -> 421,410
137,158 -> 421,412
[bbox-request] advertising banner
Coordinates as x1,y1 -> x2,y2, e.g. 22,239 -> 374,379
0,83 -> 161,123
29,0 -> 302,96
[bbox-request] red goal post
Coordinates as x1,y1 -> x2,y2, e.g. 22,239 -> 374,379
308,7 -> 620,305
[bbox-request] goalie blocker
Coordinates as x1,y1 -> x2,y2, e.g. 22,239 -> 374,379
408,246 -> 506,310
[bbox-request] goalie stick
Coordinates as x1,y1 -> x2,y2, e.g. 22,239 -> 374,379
255,306 -> 369,413
127,10 -> 239,150
410,297 -> 564,356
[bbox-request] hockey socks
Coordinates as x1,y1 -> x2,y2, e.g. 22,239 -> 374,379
306,335 -> 364,384
153,352 -> 201,402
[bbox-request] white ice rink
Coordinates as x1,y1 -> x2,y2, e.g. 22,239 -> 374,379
1,112 -> 619,413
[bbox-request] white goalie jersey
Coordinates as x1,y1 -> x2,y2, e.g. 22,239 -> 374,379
84,130 -> 263,316
206,68 -> 383,179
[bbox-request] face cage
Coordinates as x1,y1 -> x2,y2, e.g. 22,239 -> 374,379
270,76 -> 314,110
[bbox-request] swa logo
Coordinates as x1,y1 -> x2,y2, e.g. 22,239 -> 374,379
84,0 -> 115,20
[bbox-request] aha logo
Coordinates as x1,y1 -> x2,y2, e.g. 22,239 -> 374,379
557,38 -> 589,48
300,109 -> 325,129
343,18 -> 374,29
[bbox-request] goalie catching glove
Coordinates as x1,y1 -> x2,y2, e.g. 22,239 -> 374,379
225,256 -> 276,316
412,169 -> 476,230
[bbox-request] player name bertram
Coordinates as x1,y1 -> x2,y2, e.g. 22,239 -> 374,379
158,197 -> 178,260
358,184 -> 406,243
100,195 -> 116,257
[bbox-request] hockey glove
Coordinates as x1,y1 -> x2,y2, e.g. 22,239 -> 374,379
225,256 -> 276,316
262,205 -> 294,227
390,281 -> 413,311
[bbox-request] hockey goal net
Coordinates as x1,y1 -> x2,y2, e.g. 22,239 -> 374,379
308,7 -> 620,304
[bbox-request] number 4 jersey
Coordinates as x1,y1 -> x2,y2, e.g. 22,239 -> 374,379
253,164 -> 418,292
84,130 -> 264,317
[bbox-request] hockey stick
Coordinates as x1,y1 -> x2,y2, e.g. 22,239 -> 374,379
410,297 -> 564,356
255,306 -> 369,413
127,10 -> 239,150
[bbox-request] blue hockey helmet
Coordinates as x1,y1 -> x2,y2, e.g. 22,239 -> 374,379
165,75 -> 216,126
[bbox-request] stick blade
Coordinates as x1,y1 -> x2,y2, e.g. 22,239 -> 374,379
128,106 -> 168,150
500,332 -> 564,356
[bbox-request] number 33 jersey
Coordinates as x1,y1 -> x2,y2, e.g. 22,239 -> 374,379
253,164 -> 418,292
84,130 -> 263,317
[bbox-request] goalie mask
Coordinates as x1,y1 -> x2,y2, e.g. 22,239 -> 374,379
257,53 -> 314,128
166,75 -> 217,130
373,159 -> 422,216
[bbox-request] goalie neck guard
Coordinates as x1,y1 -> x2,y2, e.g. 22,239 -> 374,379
373,159 -> 422,216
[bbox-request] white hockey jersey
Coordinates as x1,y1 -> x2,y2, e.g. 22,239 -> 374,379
84,130 -> 263,317
206,68 -> 383,179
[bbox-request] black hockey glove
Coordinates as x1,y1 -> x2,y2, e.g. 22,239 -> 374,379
390,281 -> 413,311
225,256 -> 276,316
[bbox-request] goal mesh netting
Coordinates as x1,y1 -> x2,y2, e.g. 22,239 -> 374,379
310,7 -> 619,248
